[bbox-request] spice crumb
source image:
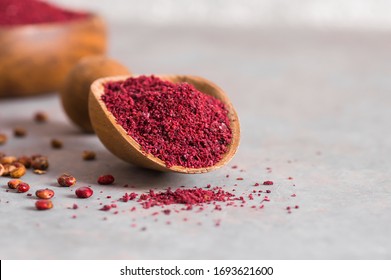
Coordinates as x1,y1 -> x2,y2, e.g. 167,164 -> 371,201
14,127 -> 27,137
34,112 -> 48,123
51,139 -> 63,149
100,205 -> 111,211
82,150 -> 96,161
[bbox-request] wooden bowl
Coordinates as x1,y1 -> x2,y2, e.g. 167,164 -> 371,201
89,75 -> 240,174
0,14 -> 106,98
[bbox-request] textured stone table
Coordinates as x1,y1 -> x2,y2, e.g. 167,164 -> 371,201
1,24 -> 390,259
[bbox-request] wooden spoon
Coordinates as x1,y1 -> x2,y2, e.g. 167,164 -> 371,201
89,75 -> 240,174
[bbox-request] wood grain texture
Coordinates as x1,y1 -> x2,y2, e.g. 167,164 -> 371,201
89,75 -> 240,173
0,14 -> 107,98
60,56 -> 130,133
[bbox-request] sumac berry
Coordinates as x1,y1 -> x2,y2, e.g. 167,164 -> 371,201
75,187 -> 93,198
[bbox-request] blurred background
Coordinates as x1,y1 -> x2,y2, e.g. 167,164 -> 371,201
52,0 -> 391,30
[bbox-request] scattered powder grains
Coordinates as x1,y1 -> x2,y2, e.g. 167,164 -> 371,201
136,187 -> 236,209
102,75 -> 232,168
0,0 -> 88,26
263,180 -> 274,185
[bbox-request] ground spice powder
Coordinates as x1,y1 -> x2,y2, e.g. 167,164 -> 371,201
0,0 -> 88,26
137,187 -> 236,209
102,75 -> 232,168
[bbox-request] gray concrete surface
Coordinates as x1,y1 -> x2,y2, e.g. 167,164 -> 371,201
1,24 -> 391,259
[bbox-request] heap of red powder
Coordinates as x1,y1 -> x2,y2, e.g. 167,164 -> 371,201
137,187 -> 236,209
0,0 -> 88,26
102,75 -> 232,168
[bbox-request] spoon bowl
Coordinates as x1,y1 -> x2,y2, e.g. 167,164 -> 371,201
89,75 -> 240,174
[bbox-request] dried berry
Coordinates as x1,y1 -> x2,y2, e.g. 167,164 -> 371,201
263,180 -> 274,185
7,179 -> 22,189
0,156 -> 17,165
17,156 -> 31,168
97,174 -> 115,185
35,200 -> 53,210
75,187 -> 93,198
17,182 -> 30,193
0,133 -> 7,145
31,156 -> 49,170
14,127 -> 27,137
10,162 -> 26,178
36,189 -> 55,199
34,112 -> 48,123
51,139 -> 63,149
57,173 -> 76,187
82,150 -> 96,161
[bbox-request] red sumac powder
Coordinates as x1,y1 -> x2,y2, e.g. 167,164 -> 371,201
138,187 -> 235,209
102,75 -> 232,168
0,0 -> 88,26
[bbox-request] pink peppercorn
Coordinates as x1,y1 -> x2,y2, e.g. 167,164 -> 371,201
35,200 -> 53,210
35,189 -> 55,199
75,187 -> 93,198
17,182 -> 30,193
57,174 -> 76,187
98,174 -> 115,185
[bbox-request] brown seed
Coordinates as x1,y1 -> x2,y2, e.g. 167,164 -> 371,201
75,186 -> 93,198
35,200 -> 53,210
31,156 -> 49,170
10,163 -> 26,178
7,179 -> 22,189
36,189 -> 55,199
0,133 -> 7,145
0,163 -> 4,176
57,173 -> 76,187
0,156 -> 17,165
34,112 -> 48,123
82,150 -> 96,161
51,139 -> 63,149
17,182 -> 30,193
2,163 -> 16,176
33,169 -> 47,175
17,156 -> 32,168
14,127 -> 27,137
